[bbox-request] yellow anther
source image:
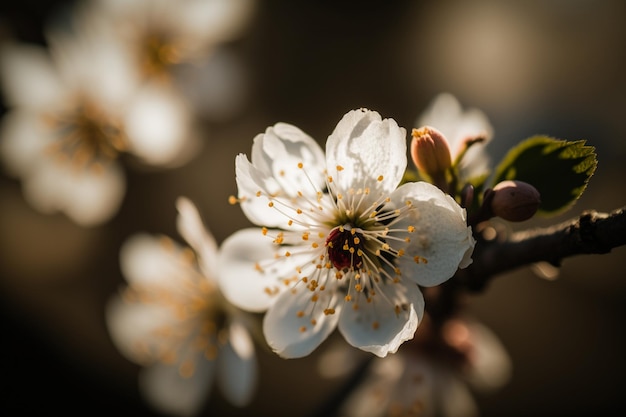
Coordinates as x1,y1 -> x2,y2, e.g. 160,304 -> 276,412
336,165 -> 344,171
262,227 -> 268,235
324,308 -> 336,315
353,237 -> 360,244
297,310 -> 305,317
377,175 -> 384,181
228,195 -> 238,205
256,190 -> 262,197
297,162 -> 304,169
372,321 -> 380,330
268,201 -> 274,207
407,225 -> 415,233
344,295 -> 352,302
300,326 -> 307,333
296,208 -> 303,214
312,242 -> 319,248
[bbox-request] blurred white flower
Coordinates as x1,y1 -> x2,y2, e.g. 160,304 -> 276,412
336,316 -> 512,417
91,0 -> 255,120
219,109 -> 475,359
416,93 -> 494,180
0,8 -> 197,225
107,197 -> 257,417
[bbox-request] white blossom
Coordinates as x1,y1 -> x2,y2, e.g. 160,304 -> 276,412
219,109 -> 475,358
0,7 -> 196,225
106,197 -> 257,416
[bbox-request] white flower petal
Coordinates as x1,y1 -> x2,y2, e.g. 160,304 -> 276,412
105,294 -> 178,364
216,318 -> 257,406
218,228 -> 297,312
21,160 -> 125,226
251,122 -> 326,195
392,182 -> 475,287
0,110 -> 54,177
0,42 -> 63,109
236,123 -> 326,228
59,163 -> 126,226
338,281 -> 424,357
326,109 -> 406,197
124,85 -> 193,166
462,319 -> 512,392
139,355 -> 214,417
176,0 -> 255,44
235,152 -> 286,227
176,196 -> 218,277
263,285 -> 341,358
120,233 -> 192,290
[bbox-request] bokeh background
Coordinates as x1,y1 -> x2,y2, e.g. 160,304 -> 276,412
1,0 -> 625,416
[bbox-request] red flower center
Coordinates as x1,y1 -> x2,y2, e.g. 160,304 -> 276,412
325,227 -> 364,270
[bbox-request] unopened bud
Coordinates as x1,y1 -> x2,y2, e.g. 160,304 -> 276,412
411,126 -> 452,179
490,180 -> 541,222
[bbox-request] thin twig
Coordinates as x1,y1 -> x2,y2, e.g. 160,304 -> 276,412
456,206 -> 626,291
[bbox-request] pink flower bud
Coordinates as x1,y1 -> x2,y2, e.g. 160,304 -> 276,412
490,180 -> 541,222
411,126 -> 452,179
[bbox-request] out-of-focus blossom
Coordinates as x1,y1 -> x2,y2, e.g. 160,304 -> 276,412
90,0 -> 255,120
219,109 -> 475,359
106,197 -> 257,417
416,93 -> 493,180
0,9 -> 197,225
336,316 -> 512,417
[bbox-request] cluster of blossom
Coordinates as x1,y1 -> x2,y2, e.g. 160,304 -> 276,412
0,1 -> 519,415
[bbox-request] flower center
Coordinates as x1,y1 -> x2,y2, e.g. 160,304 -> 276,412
47,98 -> 127,170
325,225 -> 364,271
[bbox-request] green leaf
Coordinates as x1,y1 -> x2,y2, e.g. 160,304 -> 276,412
491,136 -> 597,215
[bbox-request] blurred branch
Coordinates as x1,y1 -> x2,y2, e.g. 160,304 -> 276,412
457,206 -> 626,291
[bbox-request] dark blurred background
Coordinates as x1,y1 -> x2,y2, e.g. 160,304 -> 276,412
1,1 -> 625,416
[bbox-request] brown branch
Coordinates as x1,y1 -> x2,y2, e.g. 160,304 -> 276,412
456,206 -> 626,291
